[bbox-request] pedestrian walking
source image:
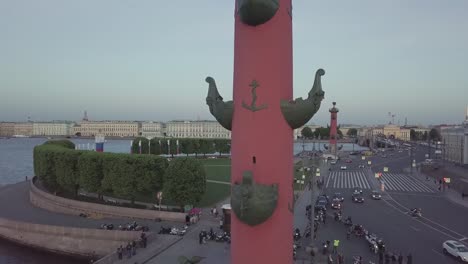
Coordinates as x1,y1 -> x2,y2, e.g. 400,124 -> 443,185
117,246 -> 122,260
384,252 -> 390,264
131,240 -> 136,256
219,218 -> 224,230
333,239 -> 339,254
406,253 -> 412,264
337,253 -> 344,264
126,242 -> 132,259
199,231 -> 203,244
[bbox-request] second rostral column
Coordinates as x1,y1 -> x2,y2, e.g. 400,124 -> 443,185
205,0 -> 326,263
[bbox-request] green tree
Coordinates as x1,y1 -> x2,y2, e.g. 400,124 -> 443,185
422,131 -> 428,141
169,139 -> 178,157
301,127 -> 314,139
132,137 -> 149,154
192,139 -> 201,157
410,129 -> 416,141
214,139 -> 230,156
134,155 -> 169,195
78,151 -> 105,200
55,149 -> 82,196
180,139 -> 194,156
199,139 -> 214,157
163,158 -> 206,210
346,128 -> 358,137
102,154 -> 138,204
429,128 -> 441,142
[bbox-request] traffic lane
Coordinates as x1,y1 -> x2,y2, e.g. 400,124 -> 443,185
334,189 -> 457,264
389,193 -> 468,239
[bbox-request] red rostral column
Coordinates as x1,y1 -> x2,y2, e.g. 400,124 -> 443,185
205,1 -> 325,263
329,102 -> 339,156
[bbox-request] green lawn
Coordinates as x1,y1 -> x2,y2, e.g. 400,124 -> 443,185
196,182 -> 231,207
202,158 -> 231,182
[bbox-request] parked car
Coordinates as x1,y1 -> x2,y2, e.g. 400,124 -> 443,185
352,193 -> 365,203
370,190 -> 382,200
442,240 -> 468,262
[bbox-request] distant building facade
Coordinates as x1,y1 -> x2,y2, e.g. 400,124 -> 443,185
13,123 -> 33,136
74,121 -> 140,137
0,122 -> 15,136
294,124 -> 320,140
165,120 -> 231,139
440,110 -> 468,165
33,123 -> 72,136
141,122 -> 164,138
358,124 -> 411,146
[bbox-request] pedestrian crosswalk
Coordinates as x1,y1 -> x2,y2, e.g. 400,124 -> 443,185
380,173 -> 434,193
326,171 -> 371,189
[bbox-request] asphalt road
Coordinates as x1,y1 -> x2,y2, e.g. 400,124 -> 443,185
318,146 -> 468,264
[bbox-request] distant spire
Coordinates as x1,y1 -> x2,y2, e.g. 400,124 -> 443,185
83,110 -> 89,121
465,106 -> 468,121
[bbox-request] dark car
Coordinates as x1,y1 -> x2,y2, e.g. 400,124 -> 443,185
352,193 -> 364,203
331,198 -> 342,210
317,195 -> 329,205
332,192 -> 344,202
314,200 -> 327,212
370,190 -> 382,200
353,188 -> 363,195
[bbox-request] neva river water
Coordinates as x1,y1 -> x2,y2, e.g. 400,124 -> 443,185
0,137 -> 367,263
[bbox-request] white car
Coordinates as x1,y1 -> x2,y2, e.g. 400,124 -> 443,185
340,166 -> 347,170
330,160 -> 337,165
443,240 -> 468,262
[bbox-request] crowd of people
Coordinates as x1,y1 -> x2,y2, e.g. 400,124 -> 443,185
116,232 -> 147,260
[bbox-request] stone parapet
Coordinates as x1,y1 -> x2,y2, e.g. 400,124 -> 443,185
30,177 -> 185,222
0,216 -> 141,258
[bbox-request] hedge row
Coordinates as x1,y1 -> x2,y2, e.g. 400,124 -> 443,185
131,138 -> 230,156
34,140 -> 169,204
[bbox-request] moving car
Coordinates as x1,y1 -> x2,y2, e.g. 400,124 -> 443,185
330,160 -> 337,165
353,188 -> 363,195
331,198 -> 342,210
332,192 -> 344,202
370,190 -> 382,200
314,200 -> 327,212
352,193 -> 364,203
442,240 -> 468,262
345,159 -> 352,163
340,166 -> 347,170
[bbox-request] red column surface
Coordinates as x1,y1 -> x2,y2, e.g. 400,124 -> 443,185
231,1 -> 293,263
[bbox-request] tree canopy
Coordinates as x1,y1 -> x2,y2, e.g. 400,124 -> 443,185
163,158 -> 206,209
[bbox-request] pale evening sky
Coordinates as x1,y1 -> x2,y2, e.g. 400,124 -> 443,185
1,0 -> 467,126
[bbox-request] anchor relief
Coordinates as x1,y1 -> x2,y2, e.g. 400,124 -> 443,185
242,80 -> 268,112
231,171 -> 278,226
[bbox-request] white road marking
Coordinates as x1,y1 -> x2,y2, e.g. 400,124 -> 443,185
431,249 -> 445,258
460,237 -> 468,241
382,195 -> 468,246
